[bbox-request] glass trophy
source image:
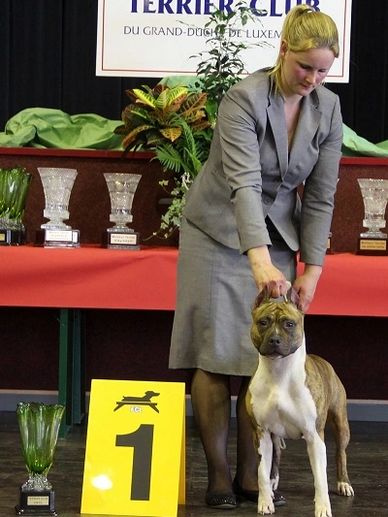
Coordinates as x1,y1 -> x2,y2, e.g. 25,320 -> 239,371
104,172 -> 141,249
357,178 -> 388,255
15,402 -> 65,516
36,167 -> 80,247
0,167 -> 31,245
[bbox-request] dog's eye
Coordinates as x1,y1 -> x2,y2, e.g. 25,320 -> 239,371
284,320 -> 295,329
258,319 -> 268,327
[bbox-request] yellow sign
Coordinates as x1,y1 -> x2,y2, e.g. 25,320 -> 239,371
81,379 -> 186,516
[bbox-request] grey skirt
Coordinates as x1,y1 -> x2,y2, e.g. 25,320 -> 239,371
169,218 -> 296,376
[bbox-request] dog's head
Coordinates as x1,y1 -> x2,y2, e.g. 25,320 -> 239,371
251,287 -> 304,358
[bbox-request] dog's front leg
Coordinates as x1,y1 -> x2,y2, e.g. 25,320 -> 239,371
305,431 -> 332,517
258,431 -> 275,515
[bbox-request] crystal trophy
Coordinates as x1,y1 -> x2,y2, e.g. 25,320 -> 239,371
357,178 -> 388,255
0,167 -> 31,245
36,167 -> 80,247
15,402 -> 65,516
104,173 -> 141,249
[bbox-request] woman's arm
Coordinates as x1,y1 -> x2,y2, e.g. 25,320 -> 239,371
247,245 -> 288,297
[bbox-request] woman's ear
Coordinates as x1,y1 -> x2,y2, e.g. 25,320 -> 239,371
279,40 -> 288,58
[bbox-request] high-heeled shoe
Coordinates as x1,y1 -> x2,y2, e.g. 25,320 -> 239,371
232,478 -> 286,506
205,490 -> 237,509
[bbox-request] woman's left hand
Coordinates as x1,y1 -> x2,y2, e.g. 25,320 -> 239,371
292,264 -> 322,312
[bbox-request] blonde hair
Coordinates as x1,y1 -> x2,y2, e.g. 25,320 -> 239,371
269,5 -> 339,85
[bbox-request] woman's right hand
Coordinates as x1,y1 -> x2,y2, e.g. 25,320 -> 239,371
247,246 -> 288,297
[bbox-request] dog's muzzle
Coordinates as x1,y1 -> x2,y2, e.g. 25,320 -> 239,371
260,334 -> 298,358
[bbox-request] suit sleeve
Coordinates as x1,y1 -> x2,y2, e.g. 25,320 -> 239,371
299,95 -> 343,266
216,87 -> 271,252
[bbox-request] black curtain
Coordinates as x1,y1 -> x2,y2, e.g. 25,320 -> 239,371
0,0 -> 387,143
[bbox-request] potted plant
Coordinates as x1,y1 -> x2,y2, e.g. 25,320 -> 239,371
115,83 -> 212,237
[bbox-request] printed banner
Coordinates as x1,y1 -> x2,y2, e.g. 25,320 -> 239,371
96,0 -> 352,82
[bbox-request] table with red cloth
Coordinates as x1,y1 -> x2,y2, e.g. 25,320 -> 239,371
1,245 -> 387,316
1,245 -> 387,433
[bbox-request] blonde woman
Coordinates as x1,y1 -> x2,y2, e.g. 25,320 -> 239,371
170,5 -> 342,509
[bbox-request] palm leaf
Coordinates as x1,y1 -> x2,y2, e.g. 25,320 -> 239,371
156,144 -> 185,174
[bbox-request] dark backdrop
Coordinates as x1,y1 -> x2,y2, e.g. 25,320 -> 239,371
0,0 -> 387,143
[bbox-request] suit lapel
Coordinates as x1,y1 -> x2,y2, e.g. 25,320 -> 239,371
288,93 -> 321,170
267,92 -> 288,179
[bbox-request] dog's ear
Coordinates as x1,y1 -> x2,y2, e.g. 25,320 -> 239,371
253,286 -> 271,308
286,286 -> 300,308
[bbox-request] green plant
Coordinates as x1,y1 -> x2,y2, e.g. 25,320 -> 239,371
115,83 -> 210,152
115,83 -> 212,237
192,1 -> 268,120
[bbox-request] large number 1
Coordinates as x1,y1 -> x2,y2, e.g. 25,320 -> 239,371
116,424 -> 154,501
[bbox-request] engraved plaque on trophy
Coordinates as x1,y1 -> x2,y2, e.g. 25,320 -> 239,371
104,173 -> 141,249
15,402 -> 65,516
36,167 -> 80,247
357,178 -> 388,255
0,167 -> 31,245
326,231 -> 333,254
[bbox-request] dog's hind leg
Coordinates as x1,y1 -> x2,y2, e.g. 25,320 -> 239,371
270,434 -> 284,491
329,402 -> 354,497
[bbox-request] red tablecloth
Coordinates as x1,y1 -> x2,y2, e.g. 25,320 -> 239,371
0,245 -> 177,310
1,246 -> 387,316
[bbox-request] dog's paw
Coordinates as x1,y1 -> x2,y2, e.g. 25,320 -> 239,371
337,481 -> 354,496
258,497 -> 275,514
314,501 -> 332,517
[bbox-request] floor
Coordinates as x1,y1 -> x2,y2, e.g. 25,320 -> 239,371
0,413 -> 387,517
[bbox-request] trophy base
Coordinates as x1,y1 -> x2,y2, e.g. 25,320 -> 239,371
326,234 -> 332,254
15,488 -> 57,515
0,228 -> 26,245
357,237 -> 388,255
35,229 -> 80,248
104,229 -> 140,250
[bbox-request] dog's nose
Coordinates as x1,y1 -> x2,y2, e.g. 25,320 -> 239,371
260,335 -> 283,356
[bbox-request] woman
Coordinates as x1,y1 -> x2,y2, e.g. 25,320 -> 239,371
169,5 -> 342,509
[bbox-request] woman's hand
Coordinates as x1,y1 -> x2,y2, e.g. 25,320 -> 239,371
247,246 -> 288,298
292,264 -> 322,312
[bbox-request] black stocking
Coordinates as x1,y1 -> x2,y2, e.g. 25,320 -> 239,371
191,368 -> 233,494
235,377 -> 259,490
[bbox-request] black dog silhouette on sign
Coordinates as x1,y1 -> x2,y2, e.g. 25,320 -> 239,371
114,390 -> 160,413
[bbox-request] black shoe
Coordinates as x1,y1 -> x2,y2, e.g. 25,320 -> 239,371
205,491 -> 237,509
232,479 -> 286,507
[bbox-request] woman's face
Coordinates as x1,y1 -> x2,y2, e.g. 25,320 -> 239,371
279,43 -> 336,99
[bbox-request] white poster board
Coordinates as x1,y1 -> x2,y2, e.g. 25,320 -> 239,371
96,0 -> 352,82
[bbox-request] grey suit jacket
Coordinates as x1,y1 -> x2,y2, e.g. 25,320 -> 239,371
184,69 -> 343,266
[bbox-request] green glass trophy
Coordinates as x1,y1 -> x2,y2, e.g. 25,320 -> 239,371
0,167 -> 31,245
15,402 -> 65,516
